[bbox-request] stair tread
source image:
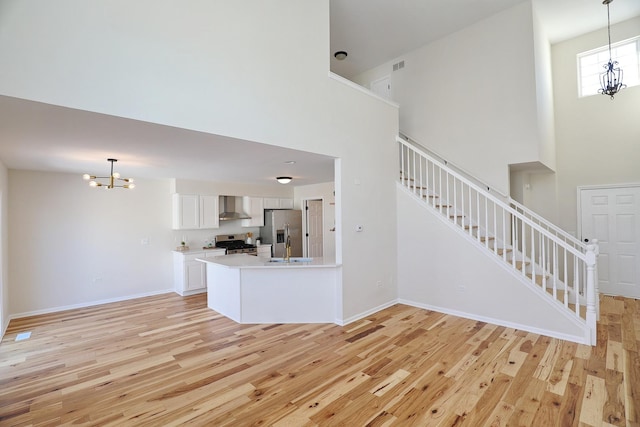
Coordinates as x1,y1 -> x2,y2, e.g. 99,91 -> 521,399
545,288 -> 587,319
496,248 -> 513,255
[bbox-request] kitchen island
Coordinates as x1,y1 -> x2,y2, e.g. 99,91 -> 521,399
197,254 -> 341,324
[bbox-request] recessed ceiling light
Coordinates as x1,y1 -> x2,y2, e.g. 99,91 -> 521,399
334,51 -> 348,61
284,160 -> 296,164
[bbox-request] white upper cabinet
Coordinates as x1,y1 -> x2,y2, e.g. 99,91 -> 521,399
242,196 -> 265,227
263,197 -> 294,210
279,198 -> 294,209
200,195 -> 220,229
172,194 -> 219,230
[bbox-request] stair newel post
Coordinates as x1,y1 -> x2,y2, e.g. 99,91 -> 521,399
591,239 -> 600,321
585,243 -> 598,345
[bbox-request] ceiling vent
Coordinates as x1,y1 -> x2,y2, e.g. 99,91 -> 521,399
393,60 -> 405,71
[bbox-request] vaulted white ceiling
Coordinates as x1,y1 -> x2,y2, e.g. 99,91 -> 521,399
330,0 -> 640,78
2,1 -> 638,187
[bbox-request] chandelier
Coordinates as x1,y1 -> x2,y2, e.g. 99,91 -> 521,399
598,0 -> 625,100
82,158 -> 135,189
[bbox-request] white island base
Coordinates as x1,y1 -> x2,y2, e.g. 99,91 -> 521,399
198,254 -> 340,324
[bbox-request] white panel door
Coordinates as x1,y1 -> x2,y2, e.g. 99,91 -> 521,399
306,200 -> 323,258
371,76 -> 390,100
580,186 -> 640,298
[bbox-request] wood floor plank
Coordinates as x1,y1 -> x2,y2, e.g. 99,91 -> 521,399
1,292 -> 638,426
579,374 -> 607,426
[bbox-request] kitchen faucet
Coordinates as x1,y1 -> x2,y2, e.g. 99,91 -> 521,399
284,224 -> 291,262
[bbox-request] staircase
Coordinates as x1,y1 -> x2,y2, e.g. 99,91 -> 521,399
397,136 -> 598,345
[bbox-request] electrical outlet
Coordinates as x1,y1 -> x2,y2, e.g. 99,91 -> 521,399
141,237 -> 149,245
376,280 -> 382,287
456,285 -> 466,293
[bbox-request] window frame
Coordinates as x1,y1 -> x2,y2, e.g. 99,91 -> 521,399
577,35 -> 640,98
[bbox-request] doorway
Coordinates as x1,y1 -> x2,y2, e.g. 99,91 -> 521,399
304,199 -> 324,258
370,75 -> 391,100
579,184 -> 640,298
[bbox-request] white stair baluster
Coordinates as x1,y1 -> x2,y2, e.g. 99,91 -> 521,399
502,209 -> 507,262
552,242 -> 558,300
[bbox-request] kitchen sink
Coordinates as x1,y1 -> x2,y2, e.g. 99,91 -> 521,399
268,257 -> 313,263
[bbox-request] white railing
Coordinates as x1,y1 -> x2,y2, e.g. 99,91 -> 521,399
509,198 -> 600,322
509,198 -> 586,252
399,132 -> 508,198
398,137 -> 598,344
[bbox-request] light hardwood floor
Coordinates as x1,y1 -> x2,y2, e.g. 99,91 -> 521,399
1,293 -> 638,426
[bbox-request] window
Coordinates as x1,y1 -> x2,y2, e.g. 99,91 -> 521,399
578,36 -> 640,97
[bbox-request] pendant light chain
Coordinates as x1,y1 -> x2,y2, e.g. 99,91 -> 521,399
606,2 -> 612,61
598,0 -> 625,100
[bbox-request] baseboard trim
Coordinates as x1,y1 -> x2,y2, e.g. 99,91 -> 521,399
397,298 -> 589,345
7,289 -> 175,323
1,316 -> 8,340
337,299 -> 398,326
176,288 -> 207,297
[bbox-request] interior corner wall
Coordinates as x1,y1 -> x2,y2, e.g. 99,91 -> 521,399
551,16 -> 640,237
0,1 -> 399,321
0,161 -> 8,337
8,170 -> 175,316
524,171 -> 559,226
531,6 -> 556,171
356,2 -> 541,195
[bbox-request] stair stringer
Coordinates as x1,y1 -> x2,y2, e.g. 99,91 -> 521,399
396,184 -> 590,344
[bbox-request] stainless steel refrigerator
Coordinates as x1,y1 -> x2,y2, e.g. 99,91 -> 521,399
260,210 -> 303,258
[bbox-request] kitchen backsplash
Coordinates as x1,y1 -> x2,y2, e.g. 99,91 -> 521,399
173,222 -> 262,248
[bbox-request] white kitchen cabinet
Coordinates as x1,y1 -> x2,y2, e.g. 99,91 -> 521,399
279,198 -> 294,209
200,195 -> 220,229
172,194 -> 219,230
257,244 -> 272,259
263,197 -> 294,210
173,249 -> 226,296
242,196 -> 265,227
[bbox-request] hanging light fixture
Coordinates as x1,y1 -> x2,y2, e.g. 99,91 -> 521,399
276,176 -> 292,184
82,158 -> 135,189
598,0 -> 625,100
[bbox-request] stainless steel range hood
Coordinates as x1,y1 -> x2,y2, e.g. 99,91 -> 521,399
219,196 -> 251,221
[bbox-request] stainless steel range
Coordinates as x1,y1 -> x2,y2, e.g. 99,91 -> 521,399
215,234 -> 257,255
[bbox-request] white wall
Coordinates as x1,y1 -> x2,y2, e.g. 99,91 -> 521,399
294,181 -> 337,263
0,1 -> 399,321
544,16 -> 640,237
397,187 -> 588,343
354,1 -> 552,194
8,170 -> 175,316
531,6 -> 556,171
0,161 -> 8,336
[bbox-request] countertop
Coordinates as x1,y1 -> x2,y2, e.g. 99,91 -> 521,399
173,247 -> 226,255
173,244 -> 271,255
196,253 -> 339,269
